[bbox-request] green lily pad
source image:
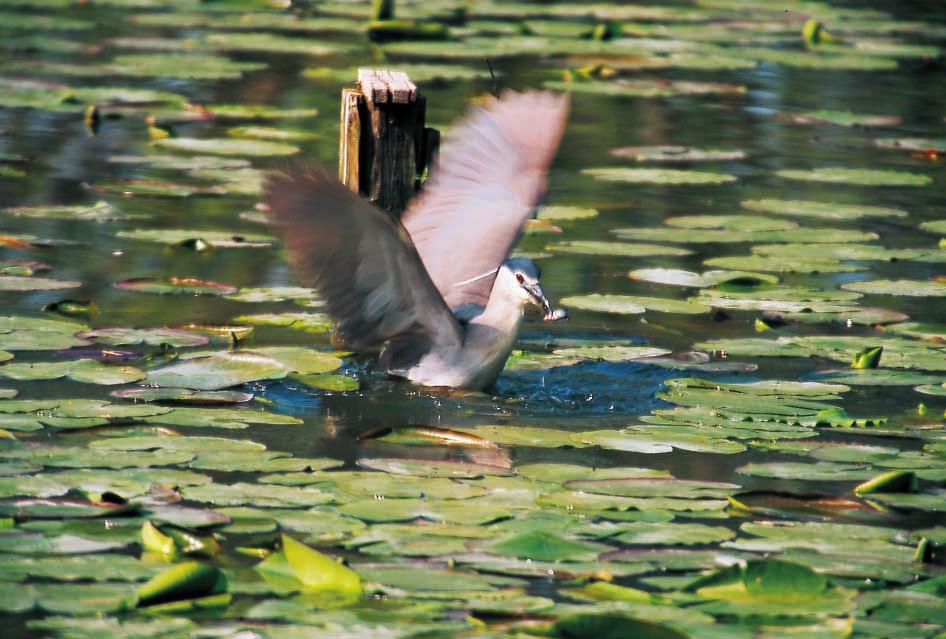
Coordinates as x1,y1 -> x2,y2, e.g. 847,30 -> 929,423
537,205 -> 599,221
145,351 -> 288,390
256,534 -> 361,601
0,360 -> 145,385
561,294 -> 710,315
110,53 -> 266,79
116,229 -> 275,248
666,214 -> 797,232
789,110 -> 902,127
2,201 -> 144,222
226,126 -> 319,141
741,198 -> 908,220
628,268 -> 778,287
0,276 -> 81,291
547,241 -> 692,257
547,78 -> 745,97
553,612 -> 690,639
77,327 -> 208,347
115,277 -> 237,296
841,279 -> 946,296
686,558 -> 855,618
876,138 -> 946,153
776,167 -> 932,186
154,137 -> 299,157
614,226 -> 878,244
703,254 -> 867,274
581,167 -> 737,184
233,312 -> 331,333
487,530 -> 607,562
610,146 -> 746,163
202,104 -> 318,121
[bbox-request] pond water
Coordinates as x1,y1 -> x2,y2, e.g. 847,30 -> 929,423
1,0 -> 946,637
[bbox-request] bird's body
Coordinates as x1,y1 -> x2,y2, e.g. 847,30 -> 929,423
264,90 -> 569,391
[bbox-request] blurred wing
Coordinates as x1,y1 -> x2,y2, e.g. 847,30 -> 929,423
401,90 -> 569,309
263,163 -> 462,368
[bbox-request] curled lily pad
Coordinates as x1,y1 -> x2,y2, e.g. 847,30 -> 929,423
115,277 -> 237,295
581,167 -> 737,184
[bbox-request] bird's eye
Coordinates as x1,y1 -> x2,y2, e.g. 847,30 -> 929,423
516,273 -> 525,284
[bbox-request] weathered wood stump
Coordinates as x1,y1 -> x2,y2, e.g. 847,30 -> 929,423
338,69 -> 439,217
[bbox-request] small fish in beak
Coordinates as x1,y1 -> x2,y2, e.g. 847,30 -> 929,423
524,282 -> 568,323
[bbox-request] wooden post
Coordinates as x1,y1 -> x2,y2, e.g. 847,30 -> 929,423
338,68 -> 438,217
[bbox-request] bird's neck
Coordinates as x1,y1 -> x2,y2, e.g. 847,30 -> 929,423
459,290 -> 526,386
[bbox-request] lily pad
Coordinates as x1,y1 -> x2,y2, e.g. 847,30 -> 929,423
116,229 -> 275,248
561,294 -> 710,315
581,167 -> 737,184
841,279 -> 946,296
145,351 -> 288,390
115,277 -> 237,296
0,276 -> 81,291
741,198 -> 908,220
154,138 -> 299,157
547,241 -> 691,257
776,167 -> 932,186
610,146 -> 746,162
628,268 -> 778,288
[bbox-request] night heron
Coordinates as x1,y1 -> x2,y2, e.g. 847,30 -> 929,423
264,90 -> 570,391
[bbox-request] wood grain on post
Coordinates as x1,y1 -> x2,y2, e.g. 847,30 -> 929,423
338,68 -> 437,217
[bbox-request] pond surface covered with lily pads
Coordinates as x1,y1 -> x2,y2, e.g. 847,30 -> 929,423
2,0 -> 946,637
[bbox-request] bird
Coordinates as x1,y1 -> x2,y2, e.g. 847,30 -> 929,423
263,89 -> 570,391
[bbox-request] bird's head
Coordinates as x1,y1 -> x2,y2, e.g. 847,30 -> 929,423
499,258 -> 568,322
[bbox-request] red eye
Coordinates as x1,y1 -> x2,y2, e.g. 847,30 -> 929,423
516,273 -> 525,284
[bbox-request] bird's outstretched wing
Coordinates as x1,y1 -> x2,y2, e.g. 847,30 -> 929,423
401,90 -> 569,310
263,163 -> 463,369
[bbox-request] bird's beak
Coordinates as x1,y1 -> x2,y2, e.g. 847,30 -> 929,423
525,283 -> 569,323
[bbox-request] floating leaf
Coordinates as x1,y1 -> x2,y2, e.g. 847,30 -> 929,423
116,229 -> 275,248
135,561 -> 227,608
561,294 -> 709,315
610,145 -> 746,163
841,279 -> 946,296
741,198 -> 908,220
154,138 -> 299,157
115,277 -> 237,296
0,276 -> 81,291
776,167 -> 931,186
547,241 -> 691,257
582,167 -> 737,184
256,534 -> 361,602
